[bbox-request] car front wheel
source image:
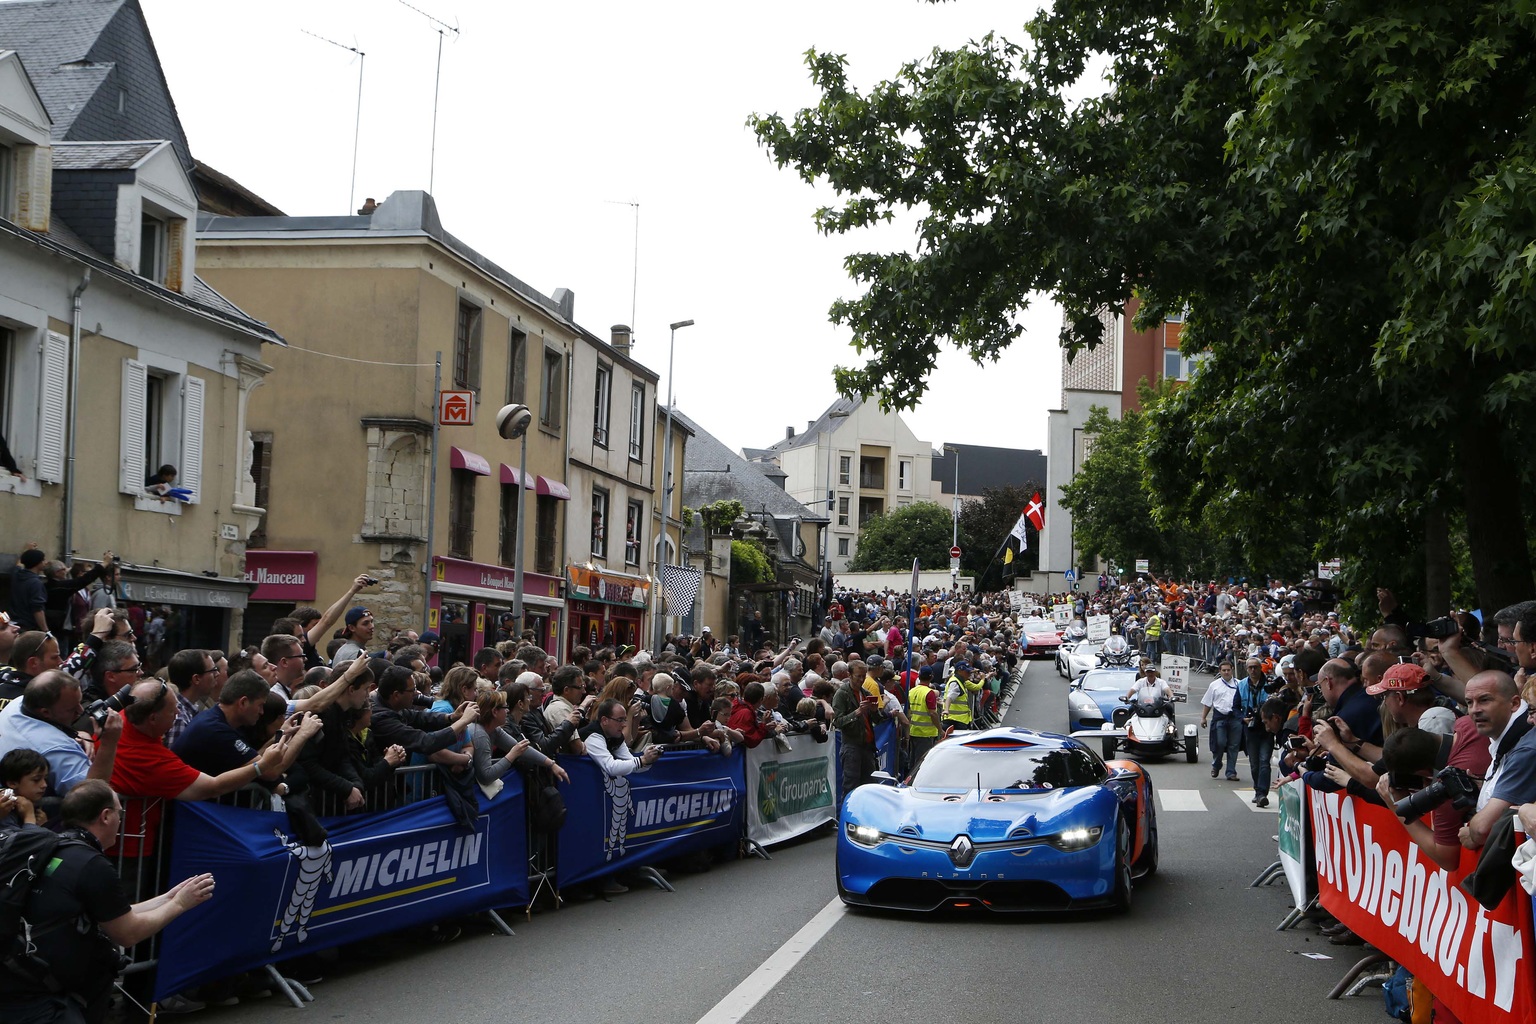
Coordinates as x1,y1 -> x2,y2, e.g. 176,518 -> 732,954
1110,820 -> 1133,913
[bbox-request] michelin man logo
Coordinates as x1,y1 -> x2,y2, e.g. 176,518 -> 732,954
271,828 -> 333,952
603,774 -> 632,860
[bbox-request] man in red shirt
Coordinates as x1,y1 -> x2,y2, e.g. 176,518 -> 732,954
110,679 -> 312,855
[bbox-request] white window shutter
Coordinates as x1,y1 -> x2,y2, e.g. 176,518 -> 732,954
35,331 -> 68,483
180,374 -> 204,504
120,359 -> 147,494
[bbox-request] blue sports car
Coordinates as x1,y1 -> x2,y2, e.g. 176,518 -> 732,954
1067,667 -> 1139,732
837,727 -> 1158,912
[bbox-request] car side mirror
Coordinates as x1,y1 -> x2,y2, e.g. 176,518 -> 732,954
870,771 -> 898,785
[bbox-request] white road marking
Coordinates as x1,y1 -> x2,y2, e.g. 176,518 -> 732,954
694,896 -> 846,1024
1234,789 -> 1279,813
1158,789 -> 1206,811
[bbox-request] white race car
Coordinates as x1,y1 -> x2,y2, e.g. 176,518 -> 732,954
1056,640 -> 1104,680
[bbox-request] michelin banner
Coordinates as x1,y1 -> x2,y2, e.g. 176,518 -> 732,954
747,732 -> 837,846
157,780 -> 528,1000
556,748 -> 745,888
1310,788 -> 1536,1024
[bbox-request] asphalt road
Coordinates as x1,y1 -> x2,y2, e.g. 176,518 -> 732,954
197,662 -> 1383,1024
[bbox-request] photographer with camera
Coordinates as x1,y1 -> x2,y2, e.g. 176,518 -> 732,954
1374,722 -> 1490,871
0,670 -> 121,797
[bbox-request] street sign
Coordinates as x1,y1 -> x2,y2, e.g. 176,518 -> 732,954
437,390 -> 475,425
1086,614 -> 1111,642
950,545 -> 962,559
1063,568 -> 1076,582
1162,654 -> 1189,702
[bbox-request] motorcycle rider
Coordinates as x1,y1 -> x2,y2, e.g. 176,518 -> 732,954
1124,663 -> 1175,723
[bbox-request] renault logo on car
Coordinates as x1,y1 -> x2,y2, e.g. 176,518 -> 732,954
949,834 -> 977,868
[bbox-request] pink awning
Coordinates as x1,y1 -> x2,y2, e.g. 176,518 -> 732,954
449,447 -> 490,475
499,463 -> 535,488
535,475 -> 571,500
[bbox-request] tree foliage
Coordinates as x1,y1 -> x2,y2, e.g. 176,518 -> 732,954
699,500 -> 745,536
751,0 -> 1536,611
731,539 -> 772,584
847,501 -> 955,572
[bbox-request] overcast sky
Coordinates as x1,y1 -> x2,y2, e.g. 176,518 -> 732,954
144,0 -> 1061,459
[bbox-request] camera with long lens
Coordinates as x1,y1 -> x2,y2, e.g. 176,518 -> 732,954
1407,617 -> 1462,641
1392,765 -> 1479,820
85,683 -> 135,727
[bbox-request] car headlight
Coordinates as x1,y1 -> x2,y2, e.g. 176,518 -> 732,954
1069,692 -> 1098,712
845,822 -> 884,847
1049,826 -> 1104,851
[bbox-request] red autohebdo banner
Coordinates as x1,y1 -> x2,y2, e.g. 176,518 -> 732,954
1309,788 -> 1536,1024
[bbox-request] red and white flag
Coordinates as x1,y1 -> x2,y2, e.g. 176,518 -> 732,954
1025,491 -> 1045,532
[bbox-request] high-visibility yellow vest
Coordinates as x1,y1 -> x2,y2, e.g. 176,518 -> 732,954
1146,615 -> 1163,638
943,674 -> 975,724
909,683 -> 940,737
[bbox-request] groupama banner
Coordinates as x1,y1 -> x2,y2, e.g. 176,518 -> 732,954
156,781 -> 527,1000
747,731 -> 837,846
1310,788 -> 1536,1024
555,747 -> 745,888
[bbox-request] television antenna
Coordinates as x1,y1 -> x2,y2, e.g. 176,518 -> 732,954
396,0 -> 460,195
300,30 -> 366,215
605,199 -> 640,334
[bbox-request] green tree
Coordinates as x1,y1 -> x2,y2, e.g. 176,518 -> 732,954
731,539 -> 772,584
956,483 -> 1041,586
750,0 -> 1536,612
846,501 -> 955,571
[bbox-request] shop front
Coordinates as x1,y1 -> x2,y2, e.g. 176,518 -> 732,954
240,550 -> 319,648
117,565 -> 255,660
565,565 -> 649,654
428,555 -> 564,668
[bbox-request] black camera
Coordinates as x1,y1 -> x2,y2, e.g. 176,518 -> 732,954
86,683 -> 135,727
1408,617 -> 1461,641
1302,752 -> 1330,772
361,575 -> 379,586
1392,765 -> 1479,820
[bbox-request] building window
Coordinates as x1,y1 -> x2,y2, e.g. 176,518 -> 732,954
499,482 -> 520,566
837,496 -> 849,527
535,494 -> 558,574
506,328 -> 526,404
454,300 -> 482,391
143,373 -> 166,472
1163,350 -> 1199,382
591,488 -> 609,558
248,431 -> 273,548
859,456 -> 885,490
625,499 -> 643,566
593,362 -> 612,448
858,496 -> 883,526
139,212 -> 166,283
628,382 -> 645,461
540,347 -> 563,430
449,468 -> 476,558
0,327 -> 12,446
837,537 -> 850,557
898,460 -> 911,491
838,454 -> 851,486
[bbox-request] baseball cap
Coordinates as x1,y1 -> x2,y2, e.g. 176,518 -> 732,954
1278,654 -> 1297,671
1366,662 -> 1427,696
918,665 -> 933,677
953,660 -> 971,672
419,630 -> 440,645
345,607 -> 371,626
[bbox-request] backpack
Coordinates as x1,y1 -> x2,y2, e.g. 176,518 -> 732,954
1,826 -> 72,989
526,766 -> 567,833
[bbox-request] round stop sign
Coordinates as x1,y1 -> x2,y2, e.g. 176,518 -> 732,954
950,546 -> 962,559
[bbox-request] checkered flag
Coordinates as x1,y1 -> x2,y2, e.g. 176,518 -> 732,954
660,564 -> 702,618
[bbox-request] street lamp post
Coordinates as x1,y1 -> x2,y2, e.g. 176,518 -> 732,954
656,319 -> 694,653
496,403 -> 533,634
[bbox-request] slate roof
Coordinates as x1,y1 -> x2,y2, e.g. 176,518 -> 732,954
51,138 -> 161,169
0,0 -> 193,168
749,395 -> 858,458
931,443 -> 1048,496
674,407 -> 826,567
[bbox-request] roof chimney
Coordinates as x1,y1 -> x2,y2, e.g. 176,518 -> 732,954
785,426 -> 795,440
357,197 -> 377,215
611,324 -> 632,353
552,288 -> 575,321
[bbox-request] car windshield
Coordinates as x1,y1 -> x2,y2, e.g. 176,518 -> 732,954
1079,669 -> 1132,691
913,742 -> 1107,792
1072,642 -> 1102,658
1020,617 -> 1052,632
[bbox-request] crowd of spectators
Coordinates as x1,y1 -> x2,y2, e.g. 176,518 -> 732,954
14,542 -> 1536,1023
